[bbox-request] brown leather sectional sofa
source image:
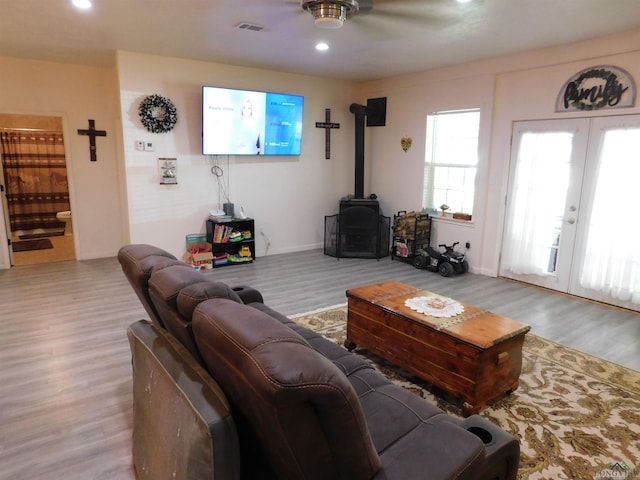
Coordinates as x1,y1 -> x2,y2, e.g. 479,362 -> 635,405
119,244 -> 520,480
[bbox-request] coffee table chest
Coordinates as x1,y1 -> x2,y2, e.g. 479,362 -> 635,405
345,281 -> 531,415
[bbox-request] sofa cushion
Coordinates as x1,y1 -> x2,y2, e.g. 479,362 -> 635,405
177,281 -> 243,319
117,244 -> 184,327
349,369 -> 486,479
249,303 -> 373,377
372,418 -> 485,480
193,298 -> 382,480
148,265 -> 212,355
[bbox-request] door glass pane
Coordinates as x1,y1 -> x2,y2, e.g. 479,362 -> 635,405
579,127 -> 640,304
502,131 -> 573,275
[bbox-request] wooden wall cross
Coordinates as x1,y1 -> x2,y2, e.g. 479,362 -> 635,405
315,108 -> 340,159
77,119 -> 107,162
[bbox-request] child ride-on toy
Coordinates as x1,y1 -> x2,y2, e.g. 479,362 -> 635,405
413,242 -> 469,277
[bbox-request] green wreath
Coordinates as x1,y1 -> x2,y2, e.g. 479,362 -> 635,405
568,68 -> 618,111
138,94 -> 178,133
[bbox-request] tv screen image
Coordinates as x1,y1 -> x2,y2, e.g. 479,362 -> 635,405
202,86 -> 304,156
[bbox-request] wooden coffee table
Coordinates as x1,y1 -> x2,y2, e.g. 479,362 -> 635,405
345,281 -> 531,415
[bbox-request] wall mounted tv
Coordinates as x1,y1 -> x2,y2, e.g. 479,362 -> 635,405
202,86 -> 304,156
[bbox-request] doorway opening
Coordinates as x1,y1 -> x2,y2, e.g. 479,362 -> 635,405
0,114 -> 75,266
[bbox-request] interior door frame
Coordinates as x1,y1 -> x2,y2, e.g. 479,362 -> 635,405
0,158 -> 14,265
0,113 -> 74,267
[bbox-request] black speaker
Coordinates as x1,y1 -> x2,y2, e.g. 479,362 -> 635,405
366,97 -> 387,127
223,202 -> 234,217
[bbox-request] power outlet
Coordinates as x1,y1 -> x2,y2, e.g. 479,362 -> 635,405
135,140 -> 145,151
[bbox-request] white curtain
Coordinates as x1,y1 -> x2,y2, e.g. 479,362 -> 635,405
502,132 -> 573,275
579,128 -> 640,304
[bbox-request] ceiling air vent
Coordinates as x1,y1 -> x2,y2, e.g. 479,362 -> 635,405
235,22 -> 266,32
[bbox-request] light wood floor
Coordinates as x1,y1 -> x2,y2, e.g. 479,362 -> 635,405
1,249 -> 638,479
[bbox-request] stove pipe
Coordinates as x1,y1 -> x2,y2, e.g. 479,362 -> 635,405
349,103 -> 367,199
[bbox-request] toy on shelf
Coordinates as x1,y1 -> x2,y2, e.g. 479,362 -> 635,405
184,245 -> 214,270
206,217 -> 255,267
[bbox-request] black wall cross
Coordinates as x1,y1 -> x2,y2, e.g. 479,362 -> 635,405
315,108 -> 340,159
77,119 -> 107,162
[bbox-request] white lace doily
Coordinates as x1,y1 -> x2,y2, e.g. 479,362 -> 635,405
404,296 -> 464,318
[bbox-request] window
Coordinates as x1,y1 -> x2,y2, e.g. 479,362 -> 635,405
423,109 -> 480,214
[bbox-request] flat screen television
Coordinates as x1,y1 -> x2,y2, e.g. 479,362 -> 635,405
202,86 -> 304,156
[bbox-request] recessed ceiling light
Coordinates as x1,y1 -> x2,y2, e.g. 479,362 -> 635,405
72,0 -> 92,9
456,0 -> 473,3
316,42 -> 329,51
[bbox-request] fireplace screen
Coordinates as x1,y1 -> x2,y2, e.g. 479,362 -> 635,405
324,201 -> 390,259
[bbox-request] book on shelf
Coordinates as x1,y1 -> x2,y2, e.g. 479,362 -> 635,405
213,223 -> 234,243
209,214 -> 233,222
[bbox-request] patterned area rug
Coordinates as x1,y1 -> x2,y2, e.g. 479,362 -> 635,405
291,305 -> 640,480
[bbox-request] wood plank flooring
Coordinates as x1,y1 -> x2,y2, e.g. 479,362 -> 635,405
1,249 -> 638,479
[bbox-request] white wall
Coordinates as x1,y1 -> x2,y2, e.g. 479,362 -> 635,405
363,28 -> 640,276
3,29 -> 639,273
485,47 -> 640,276
363,72 -> 495,272
116,51 -> 362,259
0,56 -> 126,269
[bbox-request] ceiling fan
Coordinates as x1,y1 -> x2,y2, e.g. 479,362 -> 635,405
301,0 -> 360,29
299,0 -> 459,31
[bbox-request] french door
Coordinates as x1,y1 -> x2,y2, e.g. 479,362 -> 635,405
500,115 -> 640,312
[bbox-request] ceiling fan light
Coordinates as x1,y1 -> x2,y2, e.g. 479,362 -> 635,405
312,4 -> 346,29
71,0 -> 92,9
302,1 -> 358,29
315,16 -> 344,29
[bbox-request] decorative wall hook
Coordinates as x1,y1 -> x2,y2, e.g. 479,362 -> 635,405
401,136 -> 412,152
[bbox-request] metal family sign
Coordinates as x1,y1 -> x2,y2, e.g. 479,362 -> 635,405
556,65 -> 636,112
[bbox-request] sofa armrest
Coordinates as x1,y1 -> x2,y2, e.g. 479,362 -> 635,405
127,320 -> 240,480
460,416 -> 520,480
231,285 -> 263,304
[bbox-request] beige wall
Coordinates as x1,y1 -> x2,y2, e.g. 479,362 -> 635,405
2,28 -> 639,273
362,72 -> 495,273
363,28 -> 640,276
116,51 -> 362,259
484,47 -> 640,275
0,56 -> 126,268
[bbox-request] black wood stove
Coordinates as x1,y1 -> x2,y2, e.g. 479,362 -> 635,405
324,99 -> 390,259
